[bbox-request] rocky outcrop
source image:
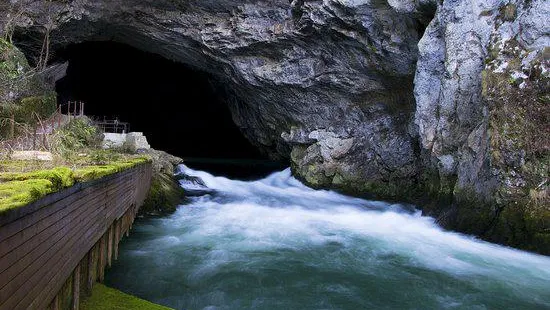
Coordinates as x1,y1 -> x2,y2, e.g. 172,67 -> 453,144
4,0 -> 435,198
0,38 -> 62,139
139,149 -> 186,216
415,0 -> 549,252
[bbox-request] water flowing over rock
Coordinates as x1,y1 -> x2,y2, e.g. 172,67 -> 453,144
3,0 -> 548,252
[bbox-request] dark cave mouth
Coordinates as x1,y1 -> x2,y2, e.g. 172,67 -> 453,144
55,41 -> 285,178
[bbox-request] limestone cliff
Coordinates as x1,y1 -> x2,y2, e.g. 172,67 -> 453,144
414,0 -> 548,252
2,0 -> 435,196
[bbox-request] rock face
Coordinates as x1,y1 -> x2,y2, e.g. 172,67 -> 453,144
3,0 -> 548,252
4,0 -> 435,197
415,0 -> 549,252
139,149 -> 185,216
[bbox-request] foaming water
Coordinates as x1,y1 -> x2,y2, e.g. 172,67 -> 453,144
105,165 -> 550,309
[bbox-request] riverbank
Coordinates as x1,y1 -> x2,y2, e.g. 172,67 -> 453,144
80,284 -> 172,310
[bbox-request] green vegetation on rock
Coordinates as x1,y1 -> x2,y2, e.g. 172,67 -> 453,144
16,93 -> 57,122
480,36 -> 550,254
140,172 -> 185,215
138,149 -> 185,216
0,37 -> 30,83
80,284 -> 173,310
1,38 -> 56,139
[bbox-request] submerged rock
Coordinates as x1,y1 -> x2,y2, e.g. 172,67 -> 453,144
175,172 -> 215,196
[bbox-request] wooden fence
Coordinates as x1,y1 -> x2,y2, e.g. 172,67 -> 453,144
0,162 -> 152,310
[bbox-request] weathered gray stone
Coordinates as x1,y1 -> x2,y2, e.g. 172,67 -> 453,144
126,132 -> 151,152
414,0 -> 548,200
102,132 -> 151,151
413,0 -> 549,252
6,0 -> 434,198
11,151 -> 53,161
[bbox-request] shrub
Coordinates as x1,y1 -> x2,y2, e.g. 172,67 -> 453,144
16,93 -> 57,124
51,118 -> 102,159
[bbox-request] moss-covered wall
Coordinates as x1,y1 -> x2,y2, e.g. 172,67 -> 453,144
480,36 -> 549,254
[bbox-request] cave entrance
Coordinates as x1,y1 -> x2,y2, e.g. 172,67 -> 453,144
55,41 -> 281,178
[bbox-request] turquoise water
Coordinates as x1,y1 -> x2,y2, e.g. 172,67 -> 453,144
105,165 -> 550,309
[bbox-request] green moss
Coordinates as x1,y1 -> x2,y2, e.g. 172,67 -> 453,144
140,172 -> 185,215
0,167 -> 74,189
74,157 -> 150,182
449,186 -> 498,236
0,157 -> 150,214
80,284 -> 172,310
478,40 -> 550,254
0,179 -> 54,213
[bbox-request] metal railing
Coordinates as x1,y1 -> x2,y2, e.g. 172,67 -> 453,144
60,101 -> 85,118
0,101 -> 133,154
92,117 -> 130,134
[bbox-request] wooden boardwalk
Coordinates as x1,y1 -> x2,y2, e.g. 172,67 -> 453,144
0,163 -> 152,310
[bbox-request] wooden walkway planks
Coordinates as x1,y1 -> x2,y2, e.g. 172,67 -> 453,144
0,163 -> 152,310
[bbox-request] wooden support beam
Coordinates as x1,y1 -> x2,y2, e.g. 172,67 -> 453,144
50,295 -> 59,310
72,264 -> 80,310
114,220 -> 120,260
107,225 -> 113,268
98,236 -> 106,283
87,245 -> 95,291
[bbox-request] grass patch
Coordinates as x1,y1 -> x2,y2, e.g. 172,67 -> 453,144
80,284 -> 172,310
0,157 -> 150,214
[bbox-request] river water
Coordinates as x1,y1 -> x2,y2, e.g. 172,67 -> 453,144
105,164 -> 550,309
